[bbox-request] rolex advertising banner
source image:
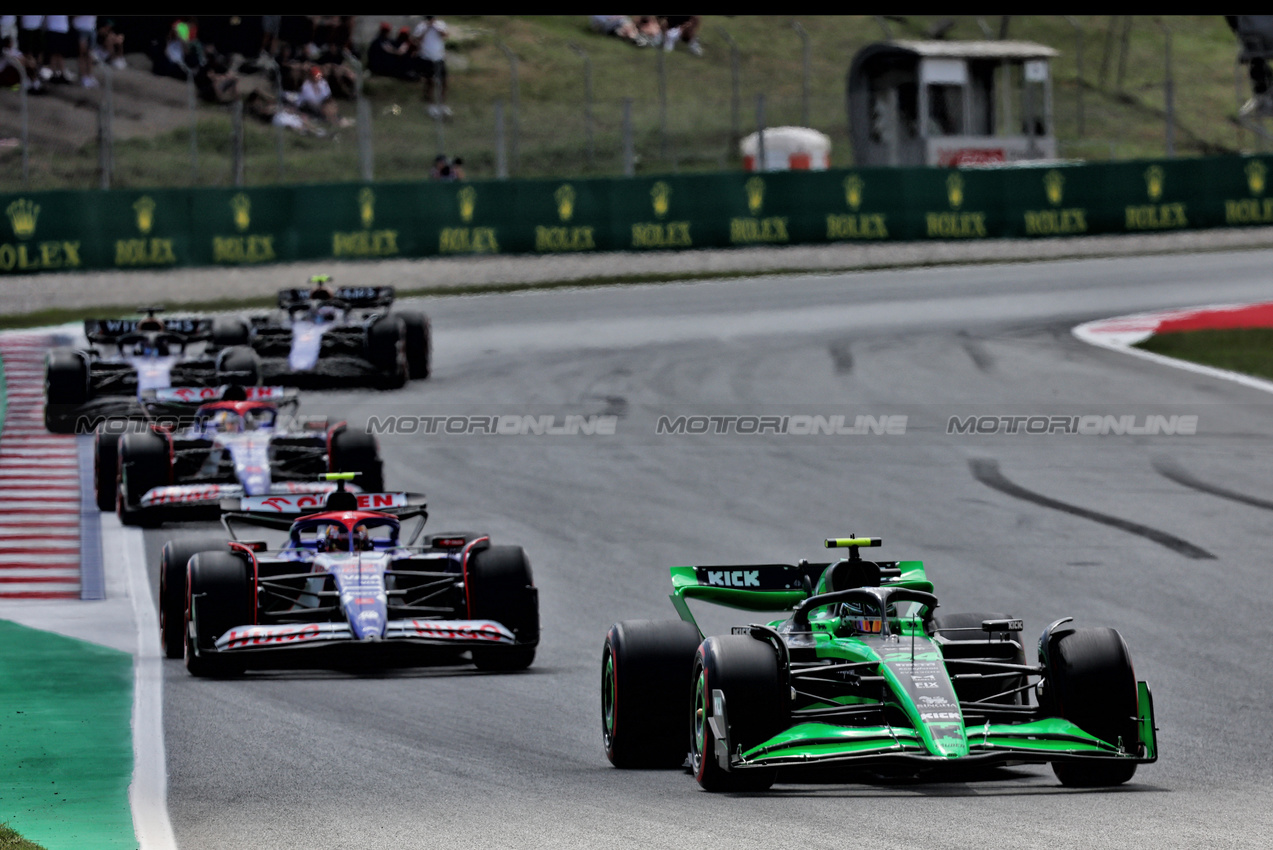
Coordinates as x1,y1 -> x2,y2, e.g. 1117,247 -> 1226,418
3,154 -> 1273,276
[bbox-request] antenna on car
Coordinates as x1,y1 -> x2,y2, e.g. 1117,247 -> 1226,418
323,472 -> 358,511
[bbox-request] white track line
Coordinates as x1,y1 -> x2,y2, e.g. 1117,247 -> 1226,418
106,513 -> 177,850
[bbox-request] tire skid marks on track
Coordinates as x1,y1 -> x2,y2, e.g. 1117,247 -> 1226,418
969,458 -> 1216,560
0,335 -> 81,599
1153,456 -> 1273,511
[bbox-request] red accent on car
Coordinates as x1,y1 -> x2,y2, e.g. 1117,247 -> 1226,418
459,536 -> 491,619
227,541 -> 261,625
432,537 -> 466,549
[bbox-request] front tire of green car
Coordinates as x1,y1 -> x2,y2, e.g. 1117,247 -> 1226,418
690,635 -> 782,792
601,619 -> 701,768
1046,627 -> 1140,787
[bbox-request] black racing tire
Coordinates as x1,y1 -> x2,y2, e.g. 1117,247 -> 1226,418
601,619 -> 703,769
185,551 -> 252,678
466,544 -> 538,671
212,316 -> 251,349
160,539 -> 222,660
117,430 -> 170,527
93,421 -> 146,512
367,315 -> 408,389
398,310 -> 432,380
329,427 -> 384,492
1046,627 -> 1140,787
691,635 -> 784,792
216,346 -> 261,386
932,611 -> 1028,706
44,348 -> 88,433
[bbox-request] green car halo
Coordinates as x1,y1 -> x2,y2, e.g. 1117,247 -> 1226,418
601,536 -> 1156,791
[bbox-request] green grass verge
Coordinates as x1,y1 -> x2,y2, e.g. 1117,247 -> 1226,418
1135,328 -> 1273,380
0,825 -> 46,850
0,621 -> 134,850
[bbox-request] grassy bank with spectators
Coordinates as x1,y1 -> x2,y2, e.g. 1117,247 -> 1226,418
0,15 -> 1250,190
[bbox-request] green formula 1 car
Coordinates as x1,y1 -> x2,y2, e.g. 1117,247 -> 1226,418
601,537 -> 1156,791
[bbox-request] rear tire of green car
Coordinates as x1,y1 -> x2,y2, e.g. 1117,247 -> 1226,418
691,635 -> 784,792
1047,627 -> 1140,787
601,619 -> 702,769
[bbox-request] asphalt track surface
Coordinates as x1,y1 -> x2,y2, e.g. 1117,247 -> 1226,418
146,251 -> 1273,849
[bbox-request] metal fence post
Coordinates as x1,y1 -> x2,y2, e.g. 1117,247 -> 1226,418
231,99 -> 245,186
186,69 -> 199,184
1158,19 -> 1175,158
755,93 -> 767,171
497,43 -> 519,175
569,43 -> 595,170
15,64 -> 30,187
98,63 -> 114,189
1065,15 -> 1085,138
1116,16 -> 1133,93
347,50 -> 373,182
717,27 -> 741,152
495,99 -> 508,179
268,58 -> 285,180
792,20 -> 811,127
622,97 -> 635,176
658,46 -> 668,160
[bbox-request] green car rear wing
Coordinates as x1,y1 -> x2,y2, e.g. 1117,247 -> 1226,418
669,557 -> 934,632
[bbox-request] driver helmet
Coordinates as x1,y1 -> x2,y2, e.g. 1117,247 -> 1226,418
211,410 -> 242,433
837,598 -> 887,635
323,523 -> 370,552
135,337 -> 168,356
311,303 -> 339,322
323,524 -> 348,551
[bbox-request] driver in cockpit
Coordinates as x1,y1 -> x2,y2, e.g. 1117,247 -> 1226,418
210,410 -> 243,433
133,336 -> 169,357
321,523 -> 373,552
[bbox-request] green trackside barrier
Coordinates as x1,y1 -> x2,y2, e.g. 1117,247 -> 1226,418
0,620 -> 134,849
3,153 -> 1273,275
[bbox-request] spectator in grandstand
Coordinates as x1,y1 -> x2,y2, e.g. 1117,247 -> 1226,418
195,45 -> 239,103
0,34 -> 28,91
589,16 -> 651,47
659,15 -> 702,56
451,156 -> 466,180
43,15 -> 73,83
314,39 -> 357,98
72,16 -> 98,86
271,40 -> 307,91
152,20 -> 203,81
261,15 -> 281,61
94,18 -> 126,70
430,153 -> 454,180
299,64 -> 351,126
412,16 -> 450,117
634,16 -> 663,46
18,16 -> 45,81
368,21 -> 415,79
